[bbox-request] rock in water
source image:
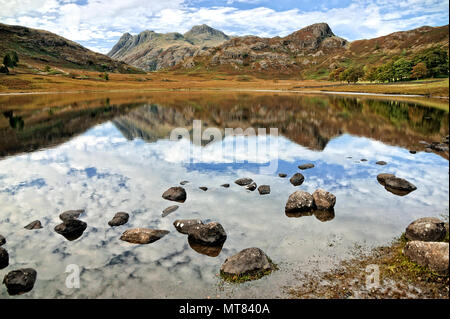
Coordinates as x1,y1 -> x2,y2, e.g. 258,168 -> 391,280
59,209 -> 84,221
376,173 -> 395,185
24,220 -> 42,230
54,219 -> 87,241
221,183 -> 230,188
220,248 -> 276,281
120,228 -> 169,244
289,173 -> 305,186
3,268 -> 37,295
403,241 -> 449,275
199,187 -> 208,191
180,181 -> 189,185
187,222 -> 227,246
0,235 -> 5,246
312,189 -> 336,210
0,247 -> 9,269
173,219 -> 204,234
298,163 -> 314,170
108,212 -> 129,227
258,185 -> 270,195
162,187 -> 187,203
376,161 -> 387,165
162,205 -> 179,217
235,178 -> 253,186
285,190 -> 314,214
245,182 -> 257,191
405,217 -> 447,242
278,173 -> 287,178
384,176 -> 417,196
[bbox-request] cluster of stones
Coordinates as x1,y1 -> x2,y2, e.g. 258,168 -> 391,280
234,178 -> 270,195
285,189 -> 336,218
402,217 -> 449,276
418,135 -> 449,154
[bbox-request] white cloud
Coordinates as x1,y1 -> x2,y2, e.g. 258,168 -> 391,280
0,0 -> 448,52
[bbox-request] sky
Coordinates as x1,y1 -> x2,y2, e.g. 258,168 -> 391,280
0,0 -> 448,54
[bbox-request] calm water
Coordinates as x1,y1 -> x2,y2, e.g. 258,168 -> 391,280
0,92 -> 448,298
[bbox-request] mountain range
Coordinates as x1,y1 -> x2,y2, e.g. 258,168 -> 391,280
109,23 -> 449,76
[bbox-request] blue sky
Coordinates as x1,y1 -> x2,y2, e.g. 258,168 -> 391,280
1,0 -> 448,53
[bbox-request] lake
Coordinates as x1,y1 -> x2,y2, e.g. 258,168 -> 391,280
0,91 -> 448,298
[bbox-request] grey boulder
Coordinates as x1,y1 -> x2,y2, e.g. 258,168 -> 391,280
312,189 -> 336,210
3,268 -> 37,295
289,173 -> 305,186
405,217 -> 447,242
220,247 -> 276,279
162,186 -> 187,203
108,212 -> 129,227
285,190 -> 314,214
403,241 -> 449,276
120,228 -> 169,244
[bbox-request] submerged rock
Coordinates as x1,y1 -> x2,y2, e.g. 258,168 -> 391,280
221,183 -> 230,188
173,219 -> 203,235
289,173 -> 305,186
0,235 -> 5,246
405,217 -> 447,242
312,189 -> 336,210
108,212 -> 129,227
403,241 -> 449,276
3,268 -> 37,295
409,150 -> 417,154
162,205 -> 179,217
54,219 -> 87,241
360,159 -> 368,162
258,185 -> 270,195
376,161 -> 387,165
188,222 -> 227,246
59,209 -> 84,222
285,190 -> 314,214
220,248 -> 276,282
24,220 -> 42,230
199,187 -> 208,191
120,228 -> 169,244
278,173 -> 287,178
162,187 -> 187,203
0,247 -> 8,269
235,178 -> 253,186
180,181 -> 189,185
245,182 -> 257,191
298,163 -> 315,170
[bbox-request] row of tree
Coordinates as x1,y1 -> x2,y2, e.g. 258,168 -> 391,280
328,46 -> 449,83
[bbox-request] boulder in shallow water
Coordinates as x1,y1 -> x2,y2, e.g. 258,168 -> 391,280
162,186 -> 187,203
120,228 -> 169,244
54,219 -> 87,241
220,247 -> 277,282
199,187 -> 208,191
0,247 -> 9,269
235,178 -> 253,186
59,209 -> 84,222
173,219 -> 203,235
289,173 -> 305,186
24,220 -> 42,230
108,212 -> 129,227
376,161 -> 387,165
403,241 -> 449,276
221,183 -> 230,188
312,189 -> 336,210
384,176 -> 417,196
298,163 -> 314,170
258,185 -> 270,195
285,190 -> 314,214
180,181 -> 189,185
162,205 -> 179,217
3,268 -> 37,295
188,222 -> 227,246
278,173 -> 287,178
245,182 -> 257,191
405,217 -> 447,242
377,173 -> 396,185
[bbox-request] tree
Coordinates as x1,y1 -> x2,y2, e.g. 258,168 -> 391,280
364,66 -> 379,82
393,58 -> 412,81
413,46 -> 449,77
410,62 -> 428,80
3,51 -> 18,68
376,61 -> 395,82
341,66 -> 364,83
328,67 -> 345,81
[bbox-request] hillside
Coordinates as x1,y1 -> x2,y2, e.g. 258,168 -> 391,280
169,23 -> 448,78
107,24 -> 230,71
0,23 -> 142,73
